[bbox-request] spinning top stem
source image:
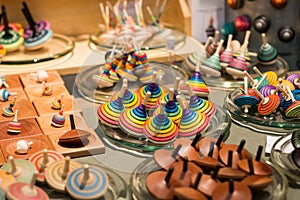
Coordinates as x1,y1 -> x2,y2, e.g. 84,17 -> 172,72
172,144 -> 182,159
169,88 -> 174,101
118,85 -> 126,98
164,166 -> 174,184
22,8 -> 37,37
8,156 -> 17,175
29,171 -> 38,191
226,34 -> 233,50
244,71 -> 255,85
243,31 -> 251,45
62,156 -> 71,178
248,158 -> 255,175
1,6 -> 11,38
151,71 -> 158,83
159,101 -> 166,115
261,33 -> 267,46
253,66 -> 263,76
174,77 -> 181,92
186,81 -> 194,97
204,37 -> 213,50
191,133 -> 202,149
211,165 -> 221,180
82,164 -> 90,185
253,87 -> 269,104
244,77 -> 248,95
255,74 -> 268,89
229,178 -> 234,194
237,139 -> 246,154
215,39 -> 224,55
183,157 -> 188,172
214,30 -> 220,43
142,91 -> 151,105
42,149 -> 49,167
70,114 -> 76,130
255,145 -> 263,161
286,86 -> 296,102
193,172 -> 202,189
228,150 -> 233,167
13,110 -> 19,123
216,133 -> 225,148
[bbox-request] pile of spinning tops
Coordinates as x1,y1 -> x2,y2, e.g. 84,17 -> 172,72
185,30 -> 279,80
142,134 -> 274,200
94,45 -> 162,88
97,72 -> 216,145
233,69 -> 300,118
0,2 -> 53,57
0,149 -> 109,200
97,0 -> 171,45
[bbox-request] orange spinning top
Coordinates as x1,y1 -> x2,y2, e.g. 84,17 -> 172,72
253,88 -> 280,115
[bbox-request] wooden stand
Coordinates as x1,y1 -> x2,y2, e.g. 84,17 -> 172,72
20,71 -> 65,88
37,113 -> 88,135
24,84 -> 70,102
33,95 -> 81,116
0,99 -> 38,122
0,135 -> 54,161
0,118 -> 43,140
48,129 -> 105,157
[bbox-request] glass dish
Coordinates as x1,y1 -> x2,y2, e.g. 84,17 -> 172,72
40,162 -> 131,200
98,104 -> 231,155
75,61 -> 189,104
225,88 -> 300,135
182,54 -> 289,91
0,33 -> 74,64
130,157 -> 287,200
89,27 -> 186,51
270,133 -> 300,186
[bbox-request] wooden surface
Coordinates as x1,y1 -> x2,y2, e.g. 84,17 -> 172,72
0,75 -> 23,89
19,71 -> 65,88
32,95 -> 82,116
0,118 -> 43,140
24,84 -> 70,102
37,113 -> 88,135
0,99 -> 38,122
47,129 -> 105,157
0,135 -> 54,161
0,149 -> 6,166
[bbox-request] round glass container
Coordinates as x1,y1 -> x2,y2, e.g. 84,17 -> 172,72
225,88 -> 300,135
40,162 -> 131,200
89,26 -> 186,51
0,33 -> 74,64
130,157 -> 287,200
270,133 -> 300,186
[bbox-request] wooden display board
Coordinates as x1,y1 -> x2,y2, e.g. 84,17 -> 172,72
0,70 -> 105,162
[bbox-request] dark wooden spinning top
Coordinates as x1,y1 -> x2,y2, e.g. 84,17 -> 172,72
191,166 -> 221,197
241,158 -> 273,190
217,150 -> 247,180
197,133 -> 225,159
253,15 -> 271,33
238,146 -> 273,176
146,167 -> 175,199
59,115 -> 91,145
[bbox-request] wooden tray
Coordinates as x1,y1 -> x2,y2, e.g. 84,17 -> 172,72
37,113 -> 88,135
0,135 -> 54,161
0,99 -> 38,122
47,129 -> 105,157
0,118 -> 43,140
33,95 -> 81,116
19,71 -> 65,88
24,84 -> 70,102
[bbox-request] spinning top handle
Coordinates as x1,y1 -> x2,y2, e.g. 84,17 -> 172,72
142,91 -> 151,106
286,86 -> 296,102
8,156 -> 17,174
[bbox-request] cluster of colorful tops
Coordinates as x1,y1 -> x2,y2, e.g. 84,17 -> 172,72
94,46 -> 161,88
0,2 -> 53,57
97,73 -> 216,145
234,70 -> 300,117
185,30 -> 278,80
145,135 -> 273,200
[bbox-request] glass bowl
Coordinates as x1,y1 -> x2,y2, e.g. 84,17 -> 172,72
98,104 -> 231,155
130,157 -> 287,200
182,54 -> 289,91
75,61 -> 189,104
89,26 -> 186,51
225,88 -> 300,135
270,133 -> 300,186
39,162 -> 131,200
0,33 -> 74,65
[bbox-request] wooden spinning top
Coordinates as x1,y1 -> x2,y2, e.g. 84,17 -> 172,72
253,15 -> 271,33
59,114 -> 91,145
241,158 -> 273,190
45,156 -> 82,192
212,179 -> 252,200
197,134 -> 225,159
191,166 -> 221,197
173,134 -> 202,161
153,144 -> 182,169
1,156 -> 34,183
146,166 -> 175,199
238,146 -> 273,176
29,149 -> 64,182
6,171 -> 49,200
271,0 -> 287,9
66,164 -> 109,200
